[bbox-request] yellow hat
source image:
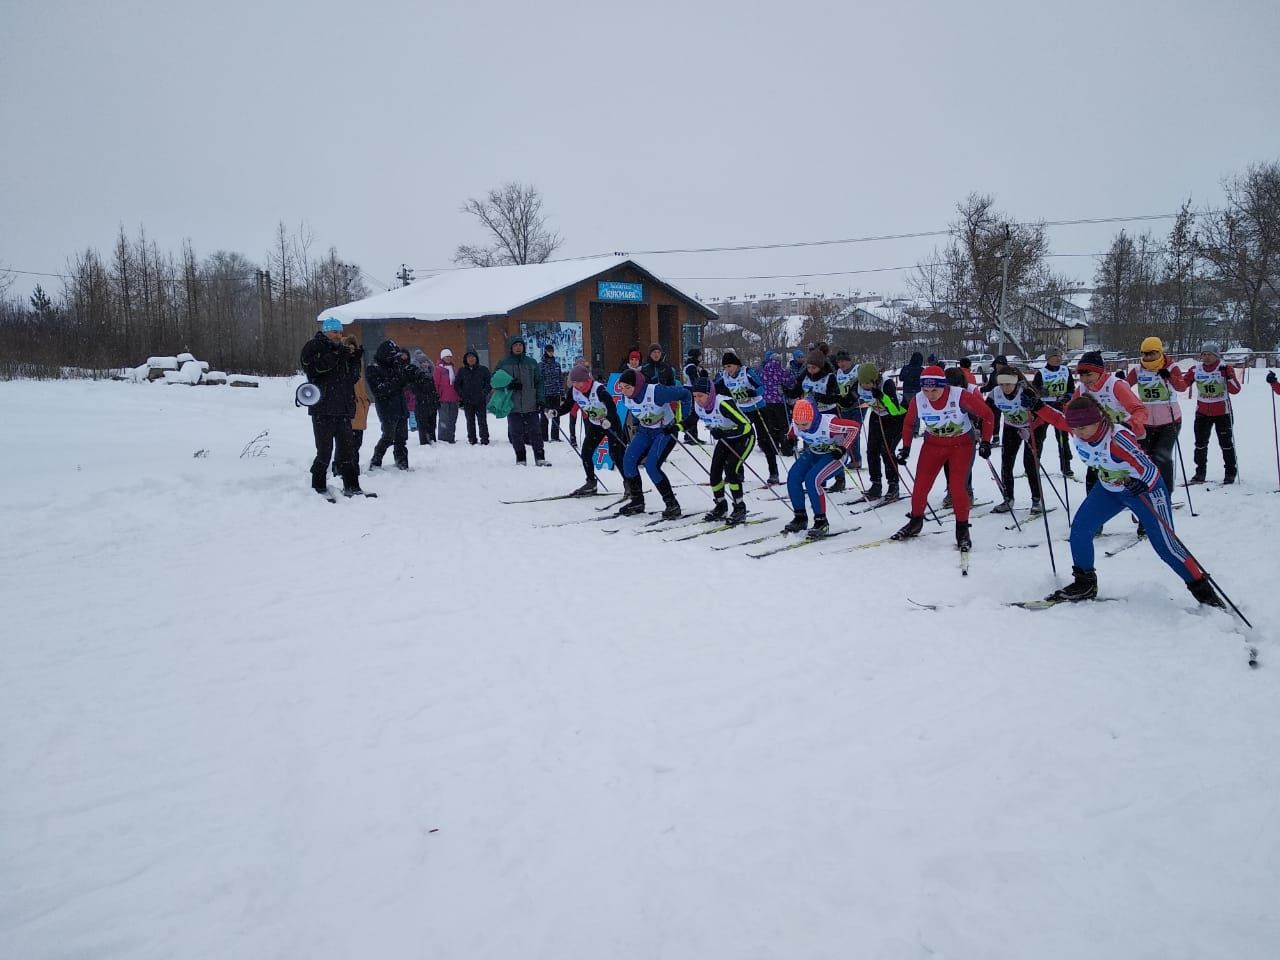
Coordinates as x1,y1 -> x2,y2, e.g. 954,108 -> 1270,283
1140,336 -> 1165,371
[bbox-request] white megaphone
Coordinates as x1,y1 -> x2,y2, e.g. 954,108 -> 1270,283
295,382 -> 322,408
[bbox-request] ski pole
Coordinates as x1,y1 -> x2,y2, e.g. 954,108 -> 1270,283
1173,431 -> 1198,516
1272,386 -> 1280,491
1028,427 -> 1070,513
1138,491 -> 1252,629
715,433 -> 791,507
1027,438 -> 1059,576
665,432 -> 719,503
984,458 -> 1023,533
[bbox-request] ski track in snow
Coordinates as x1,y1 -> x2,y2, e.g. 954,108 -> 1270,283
3,375 -> 1280,959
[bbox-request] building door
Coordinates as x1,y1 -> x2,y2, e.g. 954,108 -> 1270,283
598,303 -> 640,374
657,305 -> 677,357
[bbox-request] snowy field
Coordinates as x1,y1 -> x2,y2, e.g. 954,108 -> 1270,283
4,373 -> 1280,959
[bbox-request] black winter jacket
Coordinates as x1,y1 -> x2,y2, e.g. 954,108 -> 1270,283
366,340 -> 431,420
300,332 -> 362,418
455,353 -> 491,406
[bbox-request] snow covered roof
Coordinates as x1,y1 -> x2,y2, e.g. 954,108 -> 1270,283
318,256 -> 716,324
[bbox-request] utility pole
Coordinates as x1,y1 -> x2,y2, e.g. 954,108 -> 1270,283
396,264 -> 414,287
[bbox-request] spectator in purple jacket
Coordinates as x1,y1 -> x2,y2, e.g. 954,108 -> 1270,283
433,348 -> 461,443
759,349 -> 792,454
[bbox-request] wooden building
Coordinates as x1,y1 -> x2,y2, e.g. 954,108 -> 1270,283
318,256 -> 716,375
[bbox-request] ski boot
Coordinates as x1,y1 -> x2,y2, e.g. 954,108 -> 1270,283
1187,576 -> 1225,608
569,478 -> 598,497
1028,498 -> 1043,514
727,501 -> 748,525
883,482 -> 901,502
1047,566 -> 1098,603
805,514 -> 830,540
891,514 -> 925,541
535,457 -> 551,467
864,482 -> 883,500
828,473 -> 846,494
766,472 -> 781,486
703,499 -> 729,523
618,476 -> 646,516
1223,471 -> 1237,486
956,520 -> 972,551
992,499 -> 1014,514
657,477 -> 682,520
782,511 -> 808,534
942,493 -> 953,509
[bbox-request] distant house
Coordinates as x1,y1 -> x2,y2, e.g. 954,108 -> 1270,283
1012,299 -> 1091,352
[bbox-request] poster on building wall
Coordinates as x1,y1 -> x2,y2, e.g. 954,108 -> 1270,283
519,322 -> 584,373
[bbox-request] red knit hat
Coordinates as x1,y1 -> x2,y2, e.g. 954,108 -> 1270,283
920,365 -> 947,387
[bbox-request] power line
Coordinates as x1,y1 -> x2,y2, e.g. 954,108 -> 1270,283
410,210 -> 1215,273
667,250 -> 1144,282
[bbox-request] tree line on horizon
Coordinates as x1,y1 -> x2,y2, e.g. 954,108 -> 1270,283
1,168 -> 1275,379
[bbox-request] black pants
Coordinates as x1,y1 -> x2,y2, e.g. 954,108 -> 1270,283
372,415 -> 409,467
508,411 -> 545,463
463,404 -> 490,444
312,415 -> 357,487
999,422 -> 1043,502
744,408 -> 779,476
866,413 -> 903,485
332,428 -> 364,476
541,398 -> 563,441
763,402 -> 790,454
1140,420 -> 1181,491
580,421 -> 625,480
709,432 -> 753,501
1193,412 -> 1236,478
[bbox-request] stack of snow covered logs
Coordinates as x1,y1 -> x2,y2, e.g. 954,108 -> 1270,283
129,353 -> 258,387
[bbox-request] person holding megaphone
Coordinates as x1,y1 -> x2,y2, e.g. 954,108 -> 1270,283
300,317 -> 368,498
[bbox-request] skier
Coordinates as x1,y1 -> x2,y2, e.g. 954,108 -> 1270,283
682,348 -> 708,444
828,350 -> 864,492
714,350 -> 780,484
891,365 -> 996,550
781,399 -> 859,539
690,375 -> 754,524
1036,395 -> 1223,606
989,368 -> 1048,514
857,362 -> 904,502
366,339 -> 432,470
784,349 -> 841,415
301,318 -> 365,497
1032,346 -> 1075,478
1073,349 -> 1147,494
1184,342 -> 1241,484
1125,336 -> 1188,493
615,369 -> 692,519
560,364 -> 625,497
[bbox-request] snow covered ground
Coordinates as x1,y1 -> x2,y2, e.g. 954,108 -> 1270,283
3,374 -> 1280,959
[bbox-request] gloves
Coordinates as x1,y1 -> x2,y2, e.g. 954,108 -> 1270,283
895,446 -> 910,465
1268,371 -> 1278,385
1123,477 -> 1148,497
870,386 -> 884,399
1020,393 -> 1043,411
1157,367 -> 1172,381
978,440 -> 992,459
1222,366 -> 1234,379
509,379 -> 522,391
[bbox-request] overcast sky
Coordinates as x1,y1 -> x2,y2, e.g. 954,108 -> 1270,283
2,0 -> 1278,306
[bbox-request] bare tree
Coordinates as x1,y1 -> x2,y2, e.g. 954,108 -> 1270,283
1196,161 -> 1280,350
453,182 -> 563,266
1093,230 -> 1161,349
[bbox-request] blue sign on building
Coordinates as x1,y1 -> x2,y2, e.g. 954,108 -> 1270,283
597,281 -> 644,302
